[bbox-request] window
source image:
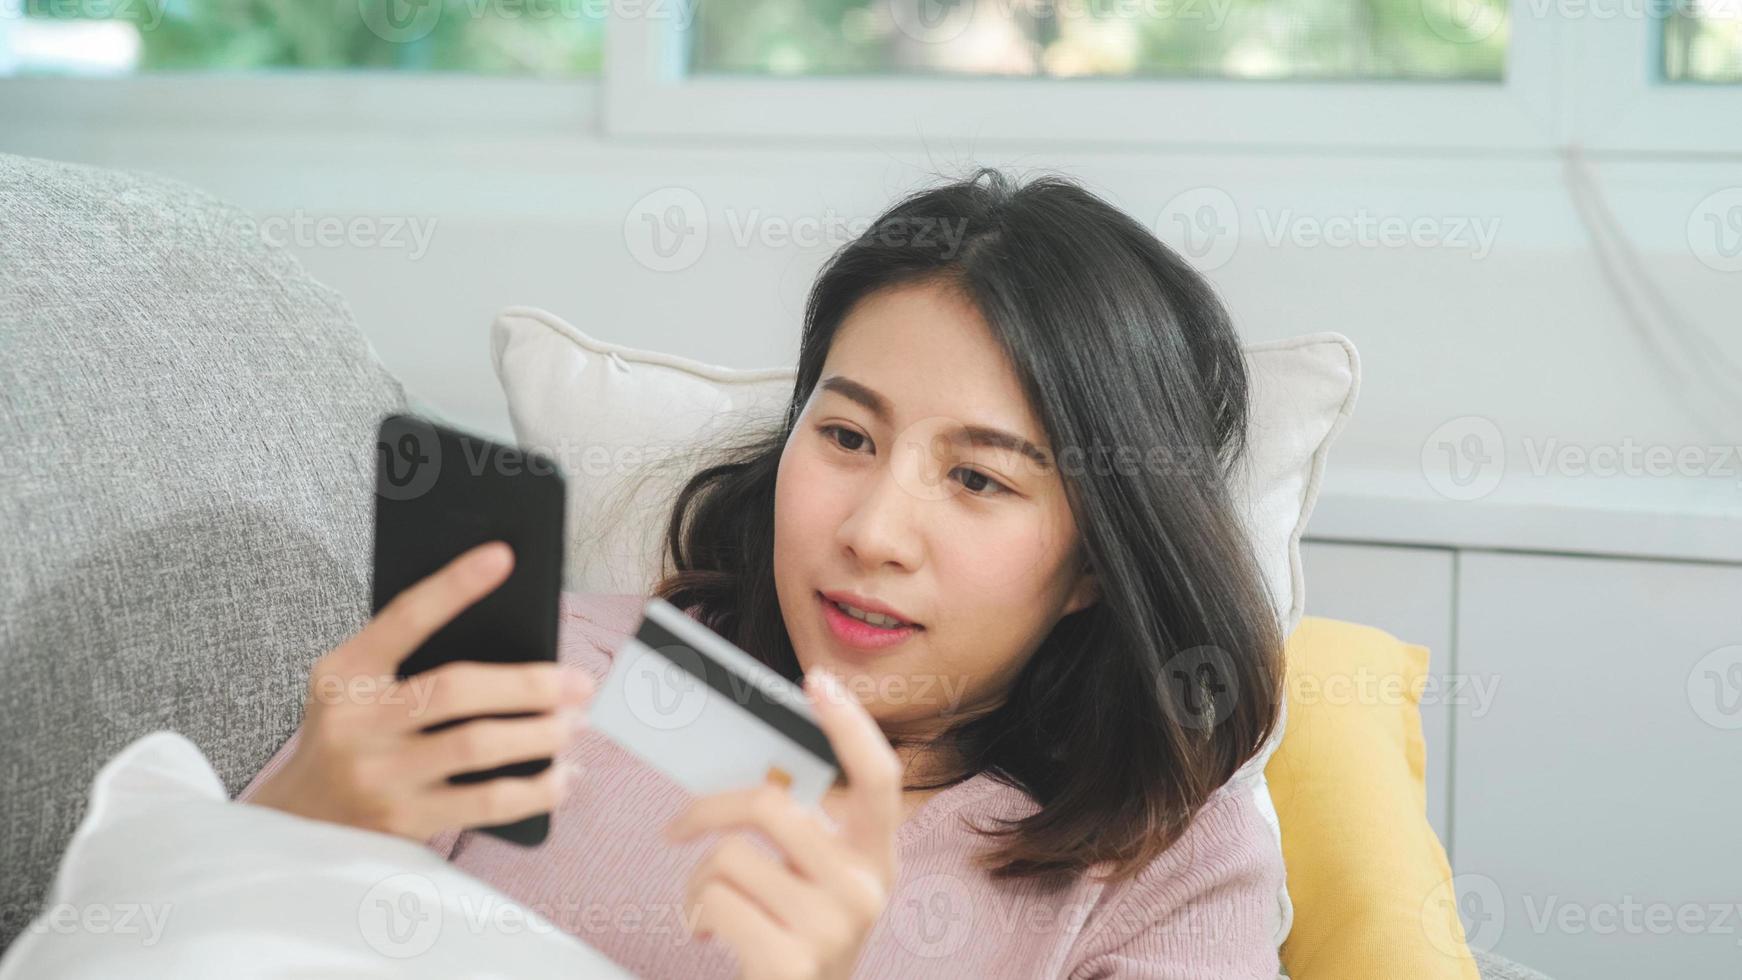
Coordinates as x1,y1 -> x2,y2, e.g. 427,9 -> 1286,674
1663,3 -> 1742,83
1,0 -> 1736,152
0,0 -> 603,75
687,0 -> 1509,81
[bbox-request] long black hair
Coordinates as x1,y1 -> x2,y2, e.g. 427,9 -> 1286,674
652,168 -> 1283,885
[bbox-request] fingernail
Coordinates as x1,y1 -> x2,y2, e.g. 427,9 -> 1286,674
472,541 -> 512,576
566,707 -> 589,733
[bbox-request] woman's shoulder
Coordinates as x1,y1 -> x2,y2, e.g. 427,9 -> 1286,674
1072,782 -> 1284,966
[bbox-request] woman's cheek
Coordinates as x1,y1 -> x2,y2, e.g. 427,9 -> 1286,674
949,520 -> 1050,601
780,453 -> 841,537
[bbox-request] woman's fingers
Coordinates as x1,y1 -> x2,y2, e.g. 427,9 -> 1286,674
339,541 -> 514,676
398,713 -> 576,785
802,667 -> 902,862
684,834 -> 826,931
667,783 -> 844,883
667,782 -> 889,933
386,660 -> 595,733
688,877 -> 813,977
421,761 -> 571,837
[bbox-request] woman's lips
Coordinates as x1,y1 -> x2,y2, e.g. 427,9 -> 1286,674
817,591 -> 922,652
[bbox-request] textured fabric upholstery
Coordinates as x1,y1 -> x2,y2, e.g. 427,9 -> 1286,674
0,153 -> 404,950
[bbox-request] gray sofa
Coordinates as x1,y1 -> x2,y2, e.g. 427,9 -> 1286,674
0,152 -> 1550,980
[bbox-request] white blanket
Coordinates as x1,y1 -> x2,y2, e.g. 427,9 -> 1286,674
0,732 -> 633,979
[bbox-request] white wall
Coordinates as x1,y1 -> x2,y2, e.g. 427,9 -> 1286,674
5,119 -> 1739,483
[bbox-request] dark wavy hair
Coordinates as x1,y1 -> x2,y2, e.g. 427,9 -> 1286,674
648,168 -> 1283,886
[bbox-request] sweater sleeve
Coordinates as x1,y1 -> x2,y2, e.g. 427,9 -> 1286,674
232,726 -> 466,862
230,593 -> 639,865
1068,785 -> 1284,980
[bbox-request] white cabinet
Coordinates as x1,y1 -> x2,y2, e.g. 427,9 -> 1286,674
1297,539 -> 1742,978
1298,541 -> 1457,850
1450,551 -> 1742,979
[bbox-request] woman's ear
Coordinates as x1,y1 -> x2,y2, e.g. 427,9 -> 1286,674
1062,559 -> 1099,617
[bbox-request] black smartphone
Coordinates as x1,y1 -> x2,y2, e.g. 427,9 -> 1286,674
372,413 -> 567,847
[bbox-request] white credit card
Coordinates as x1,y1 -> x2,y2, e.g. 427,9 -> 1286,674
587,597 -> 840,807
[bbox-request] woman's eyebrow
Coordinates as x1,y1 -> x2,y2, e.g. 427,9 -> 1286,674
819,375 -> 1052,470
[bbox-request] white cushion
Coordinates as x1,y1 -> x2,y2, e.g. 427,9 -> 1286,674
0,732 -> 631,980
490,305 -> 1358,638
489,304 -> 1361,947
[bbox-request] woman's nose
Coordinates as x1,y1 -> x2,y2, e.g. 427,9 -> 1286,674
837,466 -> 925,572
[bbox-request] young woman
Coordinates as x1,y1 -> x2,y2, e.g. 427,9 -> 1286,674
243,168 -> 1287,978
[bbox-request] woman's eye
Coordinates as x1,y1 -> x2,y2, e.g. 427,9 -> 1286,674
820,424 -> 869,453
952,466 -> 1011,497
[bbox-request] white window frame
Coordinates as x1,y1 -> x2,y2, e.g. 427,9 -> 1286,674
603,2 -> 1568,152
1568,7 -> 1742,154
0,73 -> 600,137
0,2 -> 1736,156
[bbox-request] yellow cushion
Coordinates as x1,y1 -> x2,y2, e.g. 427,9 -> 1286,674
1265,616 -> 1479,980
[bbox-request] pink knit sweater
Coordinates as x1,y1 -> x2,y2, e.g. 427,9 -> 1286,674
239,591 -> 1283,978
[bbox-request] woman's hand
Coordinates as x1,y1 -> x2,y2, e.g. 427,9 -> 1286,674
665,666 -> 901,980
248,540 -> 595,841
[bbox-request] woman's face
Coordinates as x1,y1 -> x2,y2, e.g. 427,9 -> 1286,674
773,279 -> 1098,737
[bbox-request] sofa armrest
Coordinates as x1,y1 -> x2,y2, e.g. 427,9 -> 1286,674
1474,949 -> 1552,980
